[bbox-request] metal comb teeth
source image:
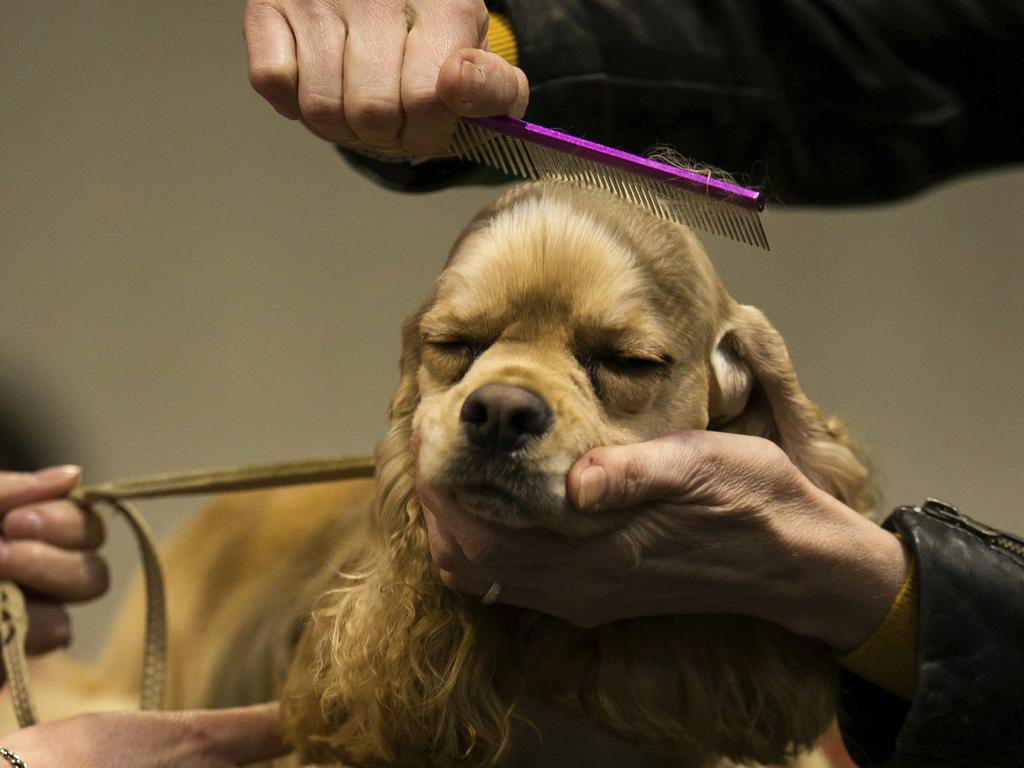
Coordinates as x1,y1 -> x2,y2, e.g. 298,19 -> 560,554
452,116 -> 769,250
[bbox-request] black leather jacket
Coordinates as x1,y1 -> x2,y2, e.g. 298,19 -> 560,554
347,0 -> 1024,203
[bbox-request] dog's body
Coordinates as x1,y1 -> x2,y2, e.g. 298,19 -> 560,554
22,182 -> 871,767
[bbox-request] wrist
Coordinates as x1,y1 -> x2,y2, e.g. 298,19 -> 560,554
770,483 -> 911,651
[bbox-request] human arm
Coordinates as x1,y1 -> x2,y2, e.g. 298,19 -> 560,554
420,431 -> 908,651
0,467 -> 109,683
332,1 -> 1024,202
0,702 -> 290,768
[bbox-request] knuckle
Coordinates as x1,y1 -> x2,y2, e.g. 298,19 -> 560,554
298,91 -> 344,125
248,63 -> 295,100
438,569 -> 459,591
615,454 -> 647,505
428,536 -> 459,572
346,93 -> 403,141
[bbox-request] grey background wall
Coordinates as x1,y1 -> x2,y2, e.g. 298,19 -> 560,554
2,1 -> 1022,661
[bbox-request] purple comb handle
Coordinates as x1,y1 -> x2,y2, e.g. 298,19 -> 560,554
468,116 -> 765,212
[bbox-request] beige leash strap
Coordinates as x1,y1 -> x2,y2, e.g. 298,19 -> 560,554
0,579 -> 37,726
0,455 -> 375,728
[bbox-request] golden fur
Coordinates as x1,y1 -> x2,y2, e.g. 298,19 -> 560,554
28,182 -> 872,767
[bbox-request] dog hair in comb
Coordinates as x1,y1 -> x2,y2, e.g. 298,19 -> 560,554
451,116 -> 769,250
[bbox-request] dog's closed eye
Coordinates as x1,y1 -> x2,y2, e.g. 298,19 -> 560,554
578,350 -> 672,406
422,336 -> 494,383
591,352 -> 672,373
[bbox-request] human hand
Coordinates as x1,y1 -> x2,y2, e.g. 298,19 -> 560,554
420,431 -> 911,653
0,466 -> 108,680
0,702 -> 290,768
243,0 -> 529,155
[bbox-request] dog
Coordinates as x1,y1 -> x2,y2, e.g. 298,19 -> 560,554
52,180 -> 872,767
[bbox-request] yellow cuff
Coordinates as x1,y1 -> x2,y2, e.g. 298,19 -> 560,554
486,13 -> 519,67
838,560 -> 918,700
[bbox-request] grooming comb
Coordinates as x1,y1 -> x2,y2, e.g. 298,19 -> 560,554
451,116 -> 768,250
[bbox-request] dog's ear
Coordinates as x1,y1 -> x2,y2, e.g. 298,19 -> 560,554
709,304 -> 872,514
707,328 -> 756,430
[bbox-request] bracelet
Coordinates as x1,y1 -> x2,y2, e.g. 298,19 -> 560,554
0,747 -> 26,768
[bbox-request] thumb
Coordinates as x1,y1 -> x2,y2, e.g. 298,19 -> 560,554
188,701 -> 291,765
437,48 -> 529,119
568,433 -> 712,511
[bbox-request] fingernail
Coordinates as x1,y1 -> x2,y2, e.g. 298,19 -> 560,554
577,465 -> 607,510
460,59 -> 485,101
34,465 -> 81,483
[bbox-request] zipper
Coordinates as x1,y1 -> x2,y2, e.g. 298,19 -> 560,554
920,498 -> 1024,562
993,535 -> 1024,559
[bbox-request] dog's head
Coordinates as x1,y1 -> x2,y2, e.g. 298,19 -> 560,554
406,182 -> 869,536
284,181 -> 871,767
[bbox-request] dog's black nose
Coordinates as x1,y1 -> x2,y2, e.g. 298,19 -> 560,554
460,384 -> 552,455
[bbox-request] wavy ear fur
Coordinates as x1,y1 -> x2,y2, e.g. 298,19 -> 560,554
710,304 -> 875,517
281,304 -> 516,767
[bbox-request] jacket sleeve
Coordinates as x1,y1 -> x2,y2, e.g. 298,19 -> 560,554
837,499 -> 1024,767
344,0 -> 1024,203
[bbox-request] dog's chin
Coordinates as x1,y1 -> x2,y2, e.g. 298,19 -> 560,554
441,474 -> 611,537
448,479 -> 554,526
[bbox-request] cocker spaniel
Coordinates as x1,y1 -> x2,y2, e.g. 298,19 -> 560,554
78,181 -> 872,767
